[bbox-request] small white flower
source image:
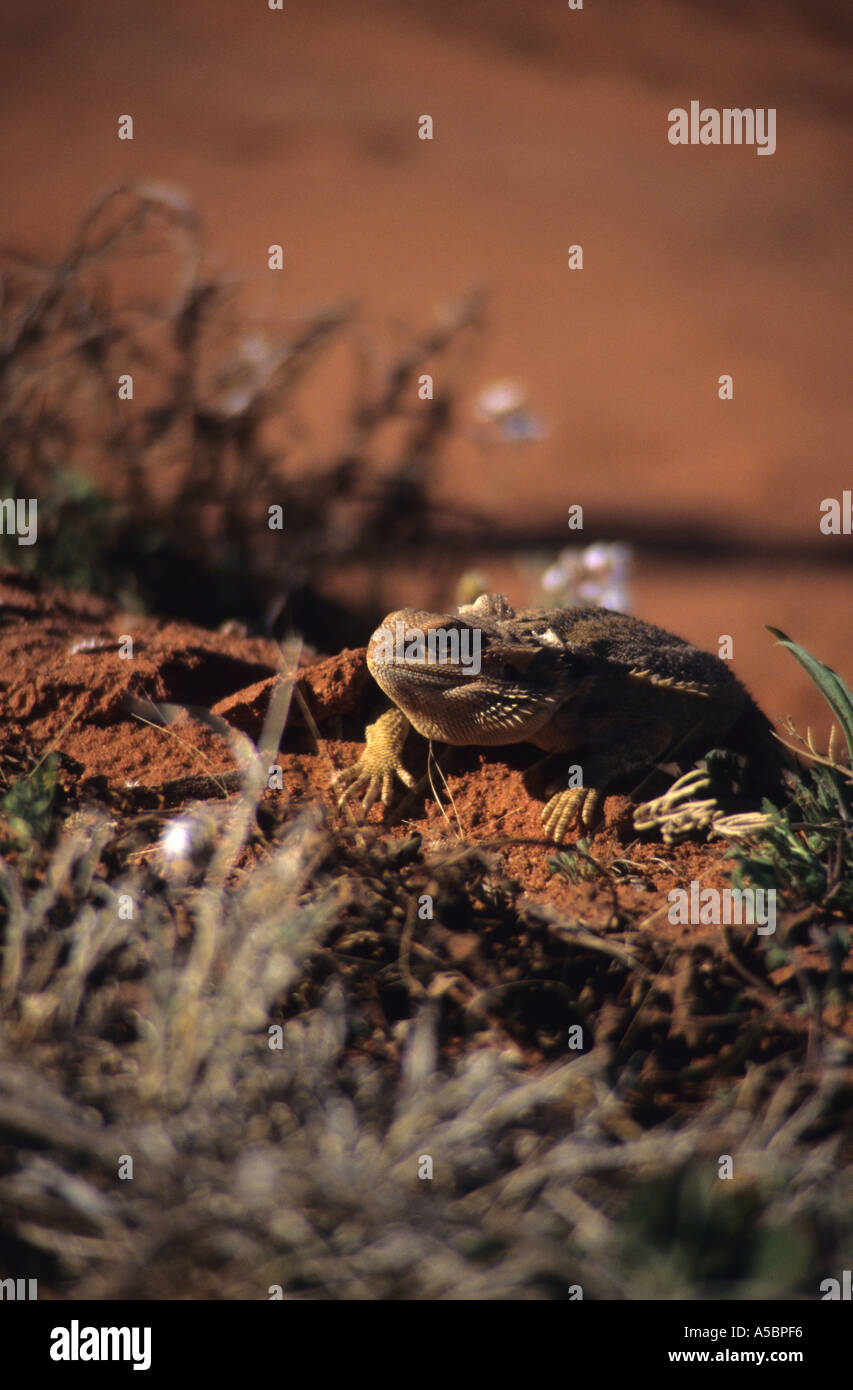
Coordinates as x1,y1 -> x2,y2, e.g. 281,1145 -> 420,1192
474,379 -> 526,420
541,563 -> 569,593
537,542 -> 633,610
159,818 -> 196,862
596,585 -> 631,612
581,542 -> 613,574
578,578 -> 606,602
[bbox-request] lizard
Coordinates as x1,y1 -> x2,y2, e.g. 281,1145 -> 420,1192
334,592 -> 783,842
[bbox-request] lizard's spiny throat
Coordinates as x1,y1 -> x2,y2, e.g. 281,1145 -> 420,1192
377,668 -> 565,746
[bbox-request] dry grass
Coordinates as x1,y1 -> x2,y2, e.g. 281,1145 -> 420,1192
1,742 -> 851,1300
0,183 -> 484,631
0,187 -> 851,1300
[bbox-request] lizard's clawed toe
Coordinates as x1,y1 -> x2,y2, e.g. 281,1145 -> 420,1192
333,707 -> 415,818
541,786 -> 603,842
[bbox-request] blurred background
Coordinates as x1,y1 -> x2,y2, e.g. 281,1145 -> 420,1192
1,0 -> 851,734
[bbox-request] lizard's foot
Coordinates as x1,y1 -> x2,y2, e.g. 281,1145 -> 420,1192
541,786 -> 603,843
332,707 -> 415,815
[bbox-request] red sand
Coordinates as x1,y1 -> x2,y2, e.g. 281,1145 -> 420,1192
0,0 -> 850,745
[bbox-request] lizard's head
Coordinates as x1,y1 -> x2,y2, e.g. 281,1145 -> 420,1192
366,595 -> 579,746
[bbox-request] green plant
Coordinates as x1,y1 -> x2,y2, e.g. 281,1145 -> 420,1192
726,630 -> 853,917
0,752 -> 59,859
547,836 -> 602,883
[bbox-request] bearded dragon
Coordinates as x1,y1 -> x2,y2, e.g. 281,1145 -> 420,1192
334,592 -> 780,842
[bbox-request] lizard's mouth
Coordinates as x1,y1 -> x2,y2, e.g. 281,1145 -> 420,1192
369,651 -> 479,677
367,618 -> 485,688
368,654 -> 482,700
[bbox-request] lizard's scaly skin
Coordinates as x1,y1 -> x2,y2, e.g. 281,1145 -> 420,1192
335,592 -> 779,843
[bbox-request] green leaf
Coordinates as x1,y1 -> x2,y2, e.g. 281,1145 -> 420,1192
1,752 -> 58,846
767,626 -> 853,761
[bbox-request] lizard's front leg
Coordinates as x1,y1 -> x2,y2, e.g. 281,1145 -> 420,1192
541,720 -> 676,843
332,707 -> 416,814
